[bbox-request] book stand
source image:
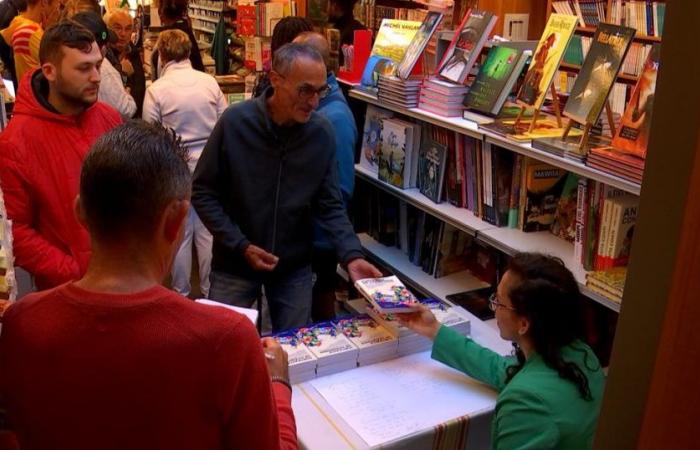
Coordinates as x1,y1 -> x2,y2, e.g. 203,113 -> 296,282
514,83 -> 564,132
561,100 -> 617,151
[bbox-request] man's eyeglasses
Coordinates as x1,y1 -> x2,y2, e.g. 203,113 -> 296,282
275,72 -> 330,100
488,293 -> 516,312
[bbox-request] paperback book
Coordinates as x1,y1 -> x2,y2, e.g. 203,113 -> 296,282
273,329 -> 318,383
396,12 -> 443,79
516,13 -> 578,109
354,275 -> 420,313
564,23 -> 636,126
360,19 -> 422,91
436,10 -> 497,84
518,160 -> 568,232
418,137 -> 448,203
298,321 -> 359,376
360,105 -> 394,176
335,314 -> 398,366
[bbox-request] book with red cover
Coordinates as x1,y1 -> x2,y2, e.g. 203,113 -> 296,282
436,10 -> 497,84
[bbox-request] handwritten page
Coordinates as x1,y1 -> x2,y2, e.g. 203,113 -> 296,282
309,351 -> 497,447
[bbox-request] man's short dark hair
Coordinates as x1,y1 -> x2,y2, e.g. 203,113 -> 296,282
39,20 -> 95,64
80,121 -> 191,241
271,16 -> 313,54
272,42 -> 324,75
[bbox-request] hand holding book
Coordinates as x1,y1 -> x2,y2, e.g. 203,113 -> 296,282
396,304 -> 441,340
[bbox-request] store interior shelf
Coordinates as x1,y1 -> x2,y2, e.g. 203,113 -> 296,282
356,166 -> 622,313
559,62 -> 639,84
350,89 -> 641,196
189,3 -> 223,12
575,26 -> 662,43
356,164 -> 492,236
191,14 -> 220,24
192,25 -> 215,34
358,233 -> 511,354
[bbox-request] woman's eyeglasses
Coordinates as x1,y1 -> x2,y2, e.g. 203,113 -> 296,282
488,293 -> 516,312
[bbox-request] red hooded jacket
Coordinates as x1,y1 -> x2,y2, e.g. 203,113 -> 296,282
0,71 -> 121,290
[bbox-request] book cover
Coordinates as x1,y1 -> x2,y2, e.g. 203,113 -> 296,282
397,12 -> 443,79
420,298 -> 469,328
482,145 -> 515,226
420,216 -> 442,275
463,45 -> 525,115
273,329 -> 318,366
360,106 -> 393,176
298,322 -> 358,360
437,10 -> 497,84
370,19 -> 422,63
611,43 -> 660,158
564,23 -> 636,125
335,315 -> 396,348
550,173 -> 580,242
418,137 -> 448,203
519,161 -> 567,232
516,13 -> 578,109
354,275 -> 420,313
378,119 -> 413,189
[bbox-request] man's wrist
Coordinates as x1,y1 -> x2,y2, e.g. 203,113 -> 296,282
271,375 -> 292,392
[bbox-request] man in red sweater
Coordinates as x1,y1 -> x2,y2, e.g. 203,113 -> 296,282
0,20 -> 121,290
0,121 -> 298,450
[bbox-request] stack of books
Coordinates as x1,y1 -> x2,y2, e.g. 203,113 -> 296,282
586,146 -> 645,184
273,329 -> 318,384
299,322 -> 359,377
377,75 -> 422,109
335,315 -> 398,366
422,298 -> 470,336
532,133 -> 610,163
355,275 -> 420,313
418,78 -> 468,117
586,267 -> 627,304
366,306 -> 433,356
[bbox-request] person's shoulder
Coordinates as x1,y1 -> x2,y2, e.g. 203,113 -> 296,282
2,283 -> 72,324
220,96 -> 258,123
90,101 -> 122,126
178,299 -> 260,346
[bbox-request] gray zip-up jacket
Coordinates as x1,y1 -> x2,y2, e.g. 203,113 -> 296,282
192,88 -> 364,278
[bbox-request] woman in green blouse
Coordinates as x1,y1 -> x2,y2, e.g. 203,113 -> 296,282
399,252 -> 605,450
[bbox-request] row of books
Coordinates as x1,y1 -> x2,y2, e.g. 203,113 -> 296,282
564,35 -> 651,78
608,0 -> 666,37
242,36 -> 270,71
274,298 -> 470,383
237,1 -> 298,37
554,73 -> 628,119
552,0 -> 608,28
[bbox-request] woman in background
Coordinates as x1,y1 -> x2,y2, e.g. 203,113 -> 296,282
399,252 -> 605,450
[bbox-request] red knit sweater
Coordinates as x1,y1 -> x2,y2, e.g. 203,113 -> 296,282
0,283 -> 297,450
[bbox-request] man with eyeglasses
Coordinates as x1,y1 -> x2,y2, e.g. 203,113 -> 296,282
193,42 -> 381,333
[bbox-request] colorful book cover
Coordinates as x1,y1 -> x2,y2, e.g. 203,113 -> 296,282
550,173 -> 580,242
370,19 -> 422,63
463,45 -> 524,115
420,298 -> 469,327
611,43 -> 660,158
396,12 -> 443,79
516,13 -> 578,109
436,10 -> 497,84
378,119 -> 412,189
298,322 -> 357,359
360,105 -> 393,176
335,315 -> 396,348
273,330 -> 317,366
564,23 -> 636,125
354,275 -> 420,313
418,137 -> 448,203
519,161 -> 567,232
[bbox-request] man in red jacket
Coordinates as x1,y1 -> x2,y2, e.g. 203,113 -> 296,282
0,20 -> 121,290
0,121 -> 298,450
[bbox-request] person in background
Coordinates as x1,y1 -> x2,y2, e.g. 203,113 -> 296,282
143,29 -> 227,298
292,31 -> 357,322
0,21 -> 121,290
398,252 -> 605,450
193,43 -> 381,332
326,0 -> 365,66
0,121 -> 298,450
0,0 -> 27,90
73,11 -> 134,119
0,0 -> 63,84
151,0 -> 203,81
252,16 -> 312,98
105,8 -> 145,117
60,0 -> 99,19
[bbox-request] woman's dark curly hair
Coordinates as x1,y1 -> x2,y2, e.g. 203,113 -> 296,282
271,16 -> 313,54
504,252 -> 598,400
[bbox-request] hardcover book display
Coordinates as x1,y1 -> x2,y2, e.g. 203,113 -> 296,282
419,77 -> 469,117
335,315 -> 398,366
396,12 -> 443,80
299,322 -> 359,376
273,329 -> 318,383
377,74 -> 422,109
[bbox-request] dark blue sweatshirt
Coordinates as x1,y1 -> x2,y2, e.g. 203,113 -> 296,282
192,88 -> 364,278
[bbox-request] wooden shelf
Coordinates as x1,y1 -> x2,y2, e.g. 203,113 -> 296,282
559,62 -> 639,84
349,89 -> 641,196
576,26 -> 662,43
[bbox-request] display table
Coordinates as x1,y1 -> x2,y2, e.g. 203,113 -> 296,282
293,351 -> 497,450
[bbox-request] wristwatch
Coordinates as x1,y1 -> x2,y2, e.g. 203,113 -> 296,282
271,375 -> 292,391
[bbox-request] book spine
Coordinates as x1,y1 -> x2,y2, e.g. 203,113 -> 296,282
595,198 -> 612,271
574,177 -> 588,267
475,141 -> 484,218
604,200 -> 623,270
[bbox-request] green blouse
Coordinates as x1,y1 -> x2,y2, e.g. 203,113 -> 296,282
432,326 -> 605,450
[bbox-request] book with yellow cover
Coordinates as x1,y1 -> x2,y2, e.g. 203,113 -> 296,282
516,14 -> 578,109
360,19 -> 422,90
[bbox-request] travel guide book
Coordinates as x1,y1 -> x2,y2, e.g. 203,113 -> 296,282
355,275 -> 420,313
463,45 -> 530,116
564,23 -> 636,125
516,13 -> 578,109
611,43 -> 661,159
436,10 -> 497,84
396,12 -> 443,80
